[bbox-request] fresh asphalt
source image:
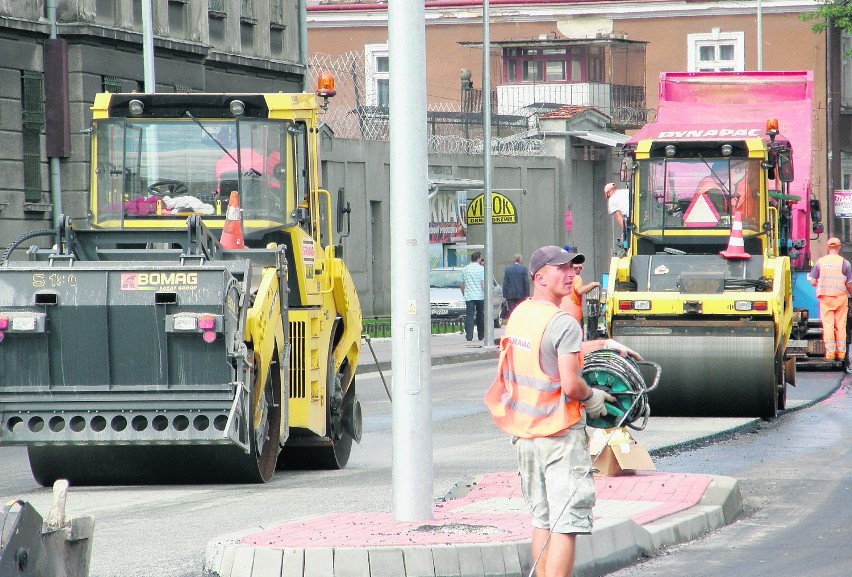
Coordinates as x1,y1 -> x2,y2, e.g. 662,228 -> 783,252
202,330 -> 845,577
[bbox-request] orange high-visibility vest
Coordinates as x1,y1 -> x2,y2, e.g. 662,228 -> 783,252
815,254 -> 848,297
485,300 -> 583,438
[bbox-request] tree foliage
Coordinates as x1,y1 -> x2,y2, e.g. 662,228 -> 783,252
801,0 -> 852,34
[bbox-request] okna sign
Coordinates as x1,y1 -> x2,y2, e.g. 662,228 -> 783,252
465,193 -> 517,225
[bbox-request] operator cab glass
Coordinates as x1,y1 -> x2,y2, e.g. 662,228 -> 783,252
91,117 -> 304,233
636,158 -> 761,233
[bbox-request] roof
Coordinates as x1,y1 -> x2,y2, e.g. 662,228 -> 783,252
540,105 -> 603,120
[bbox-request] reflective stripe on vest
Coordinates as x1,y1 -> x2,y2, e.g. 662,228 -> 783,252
816,254 -> 848,297
484,300 -> 582,438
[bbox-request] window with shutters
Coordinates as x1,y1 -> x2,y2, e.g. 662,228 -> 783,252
21,70 -> 45,202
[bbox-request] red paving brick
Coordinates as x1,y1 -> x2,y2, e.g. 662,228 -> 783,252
240,471 -> 713,549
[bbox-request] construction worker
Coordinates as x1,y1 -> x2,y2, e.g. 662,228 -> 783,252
485,245 -> 640,577
559,260 -> 599,335
807,237 -> 852,362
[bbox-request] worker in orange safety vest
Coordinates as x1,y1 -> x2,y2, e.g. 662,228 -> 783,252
559,260 -> 599,334
485,245 -> 638,577
808,237 -> 852,361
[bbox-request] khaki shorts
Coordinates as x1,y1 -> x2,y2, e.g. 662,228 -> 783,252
514,430 -> 595,534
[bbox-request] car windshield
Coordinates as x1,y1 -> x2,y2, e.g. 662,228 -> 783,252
430,269 -> 462,289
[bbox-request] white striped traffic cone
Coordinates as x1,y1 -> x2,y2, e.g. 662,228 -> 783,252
719,211 -> 751,259
220,191 -> 245,249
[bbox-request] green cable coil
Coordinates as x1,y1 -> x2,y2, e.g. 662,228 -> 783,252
581,350 -> 660,430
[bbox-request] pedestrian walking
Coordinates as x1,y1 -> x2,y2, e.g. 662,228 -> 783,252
807,237 -> 852,361
485,245 -> 617,577
460,251 -> 485,343
502,254 -> 530,318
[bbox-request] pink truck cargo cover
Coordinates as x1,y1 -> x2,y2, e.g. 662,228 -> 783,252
630,71 -> 814,267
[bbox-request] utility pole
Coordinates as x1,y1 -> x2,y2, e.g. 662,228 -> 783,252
483,0 -> 495,347
142,0 -> 155,92
388,0 -> 433,521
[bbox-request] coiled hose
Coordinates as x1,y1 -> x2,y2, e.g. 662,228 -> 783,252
581,349 -> 660,431
1,229 -> 57,265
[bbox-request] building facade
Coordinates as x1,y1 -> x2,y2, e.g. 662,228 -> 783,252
307,0 -> 851,257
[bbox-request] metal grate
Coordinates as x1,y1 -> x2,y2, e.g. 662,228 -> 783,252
289,321 -> 305,399
22,70 -> 45,128
21,70 -> 44,202
103,75 -> 122,93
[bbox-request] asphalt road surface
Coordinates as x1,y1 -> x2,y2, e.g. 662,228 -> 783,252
609,374 -> 851,577
0,361 -> 844,577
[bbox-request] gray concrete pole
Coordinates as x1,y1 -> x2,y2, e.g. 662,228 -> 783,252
482,0 -> 495,346
142,0 -> 156,92
388,0 -> 433,521
47,0 -> 62,227
298,0 -> 309,92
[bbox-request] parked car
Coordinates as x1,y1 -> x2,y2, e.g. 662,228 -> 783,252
429,267 -> 505,328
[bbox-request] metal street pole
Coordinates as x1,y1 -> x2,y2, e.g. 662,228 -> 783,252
388,0 -> 433,521
757,0 -> 763,71
142,0 -> 155,92
483,0 -> 495,346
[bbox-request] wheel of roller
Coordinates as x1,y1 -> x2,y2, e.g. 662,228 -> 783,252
278,347 -> 353,470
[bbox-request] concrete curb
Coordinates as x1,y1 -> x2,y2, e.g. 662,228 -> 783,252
203,475 -> 742,577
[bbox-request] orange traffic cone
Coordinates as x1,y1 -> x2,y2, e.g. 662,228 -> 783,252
220,191 -> 244,249
719,211 -> 751,259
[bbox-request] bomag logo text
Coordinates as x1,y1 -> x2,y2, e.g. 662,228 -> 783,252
121,272 -> 199,291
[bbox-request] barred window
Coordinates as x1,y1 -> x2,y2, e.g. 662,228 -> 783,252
21,70 -> 45,203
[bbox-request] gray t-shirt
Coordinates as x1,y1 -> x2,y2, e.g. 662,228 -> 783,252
539,312 -> 583,380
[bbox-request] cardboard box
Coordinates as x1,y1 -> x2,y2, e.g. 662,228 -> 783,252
589,427 -> 656,477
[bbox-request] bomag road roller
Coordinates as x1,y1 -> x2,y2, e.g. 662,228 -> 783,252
0,83 -> 363,485
605,118 -> 797,419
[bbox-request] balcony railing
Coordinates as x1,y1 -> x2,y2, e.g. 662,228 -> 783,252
496,82 -> 651,128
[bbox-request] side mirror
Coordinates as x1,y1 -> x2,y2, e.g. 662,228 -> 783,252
336,186 -> 351,238
810,198 -> 824,234
777,149 -> 794,183
619,157 -> 633,183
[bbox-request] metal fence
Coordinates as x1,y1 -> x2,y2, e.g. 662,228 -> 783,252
362,317 -> 464,339
309,52 -> 543,156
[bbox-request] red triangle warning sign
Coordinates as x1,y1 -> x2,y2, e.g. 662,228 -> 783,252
683,193 -> 721,228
